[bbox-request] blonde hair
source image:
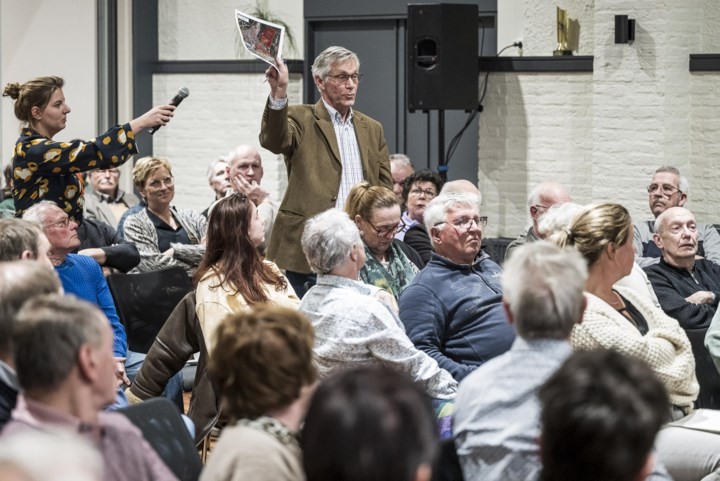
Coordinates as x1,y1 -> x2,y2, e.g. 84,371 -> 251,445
3,76 -> 64,128
132,156 -> 173,189
344,182 -> 398,221
552,203 -> 633,267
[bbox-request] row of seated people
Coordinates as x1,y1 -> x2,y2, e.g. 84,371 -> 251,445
118,191 -> 720,481
4,117 -> 720,480
0,237 -> 693,481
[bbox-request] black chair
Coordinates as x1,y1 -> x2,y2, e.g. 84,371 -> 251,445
107,266 -> 194,354
483,237 -> 515,266
432,438 -> 464,481
118,397 -> 202,481
685,327 -> 720,409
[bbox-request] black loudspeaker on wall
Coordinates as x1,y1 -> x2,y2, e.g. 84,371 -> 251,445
407,3 -> 479,111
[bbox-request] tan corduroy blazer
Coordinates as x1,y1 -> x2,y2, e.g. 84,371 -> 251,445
260,99 -> 391,273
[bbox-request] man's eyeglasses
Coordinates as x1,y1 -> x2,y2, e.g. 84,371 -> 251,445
366,220 -> 405,237
408,188 -> 438,198
327,73 -> 363,84
147,176 -> 174,190
647,183 -> 682,196
434,216 -> 488,230
45,216 -> 71,229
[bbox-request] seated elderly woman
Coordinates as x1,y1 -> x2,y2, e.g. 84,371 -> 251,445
555,202 -> 720,481
123,156 -> 206,276
194,193 -> 298,354
345,182 -> 423,299
201,305 -> 316,481
298,208 -> 456,401
302,367 -> 438,481
396,169 -> 444,264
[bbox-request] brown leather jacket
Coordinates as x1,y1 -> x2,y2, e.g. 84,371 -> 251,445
127,292 -> 220,445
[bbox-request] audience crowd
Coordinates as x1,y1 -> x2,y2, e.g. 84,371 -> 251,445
3,46 -> 720,481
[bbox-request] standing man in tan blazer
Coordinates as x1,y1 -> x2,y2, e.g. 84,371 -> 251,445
260,46 -> 392,296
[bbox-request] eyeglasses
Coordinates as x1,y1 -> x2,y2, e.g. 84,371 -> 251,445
45,216 -> 71,229
434,216 -> 488,230
532,204 -> 550,212
366,220 -> 405,237
647,183 -> 682,196
408,188 -> 438,198
147,176 -> 174,190
326,73 -> 363,84
96,168 -> 119,176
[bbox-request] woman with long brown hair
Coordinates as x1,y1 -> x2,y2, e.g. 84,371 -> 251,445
194,193 -> 298,353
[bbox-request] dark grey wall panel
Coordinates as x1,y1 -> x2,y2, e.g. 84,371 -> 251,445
305,0 -> 496,19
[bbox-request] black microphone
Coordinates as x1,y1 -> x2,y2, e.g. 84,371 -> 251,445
149,87 -> 189,135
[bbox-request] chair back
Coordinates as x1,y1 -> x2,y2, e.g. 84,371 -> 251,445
118,397 -> 202,481
107,266 -> 193,353
686,327 -> 720,409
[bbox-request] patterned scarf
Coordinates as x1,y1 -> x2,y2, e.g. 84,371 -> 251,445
360,241 -> 418,299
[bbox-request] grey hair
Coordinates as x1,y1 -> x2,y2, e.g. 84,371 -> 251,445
206,156 -> 228,182
311,46 -> 360,79
527,181 -> 569,208
655,166 -> 689,194
538,202 -> 585,238
21,200 -> 59,225
502,241 -> 588,340
423,193 -> 481,246
389,153 -> 414,169
302,208 -> 361,274
14,294 -> 107,392
653,206 -> 694,235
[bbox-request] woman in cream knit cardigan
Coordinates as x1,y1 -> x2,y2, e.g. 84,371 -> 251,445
554,203 -> 698,413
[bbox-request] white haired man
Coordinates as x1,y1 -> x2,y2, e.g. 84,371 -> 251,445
505,182 -> 571,261
202,157 -> 231,218
399,193 -> 515,381
298,208 -> 456,401
635,166 -> 720,267
85,167 -> 140,230
390,153 -> 414,204
261,46 -> 392,297
644,206 -> 720,329
454,241 -> 588,481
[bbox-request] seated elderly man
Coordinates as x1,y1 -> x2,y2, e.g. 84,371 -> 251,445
225,144 -> 276,250
202,157 -> 231,218
505,181 -> 571,261
454,241 -> 588,481
298,208 -> 457,400
84,167 -> 140,229
389,153 -> 414,205
635,166 -> 720,267
1,294 -> 177,481
22,201 -> 129,385
644,206 -> 720,329
0,262 -> 61,430
399,193 -> 515,381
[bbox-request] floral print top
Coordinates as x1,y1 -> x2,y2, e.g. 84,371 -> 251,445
11,123 -> 138,222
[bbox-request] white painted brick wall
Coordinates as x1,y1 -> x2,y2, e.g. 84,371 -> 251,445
151,73 -> 303,212
480,0 -> 720,238
158,0 -> 304,61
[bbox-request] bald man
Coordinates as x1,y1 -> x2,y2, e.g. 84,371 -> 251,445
505,182 -> 571,261
225,144 -> 276,251
644,207 -> 720,329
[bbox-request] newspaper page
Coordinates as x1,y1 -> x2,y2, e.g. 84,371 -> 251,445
234,9 -> 285,70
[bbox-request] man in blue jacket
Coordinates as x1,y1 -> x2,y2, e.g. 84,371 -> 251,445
398,192 -> 515,381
